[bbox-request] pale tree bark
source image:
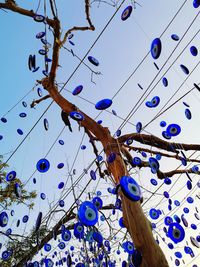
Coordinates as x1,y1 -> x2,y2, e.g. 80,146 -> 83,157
2,1 -> 200,266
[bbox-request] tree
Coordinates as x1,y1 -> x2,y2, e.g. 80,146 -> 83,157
0,158 -> 37,209
0,1 -> 200,266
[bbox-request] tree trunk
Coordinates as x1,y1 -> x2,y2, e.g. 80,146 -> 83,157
102,136 -> 169,267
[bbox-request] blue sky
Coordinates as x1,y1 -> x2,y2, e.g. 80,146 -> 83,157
1,0 -> 200,266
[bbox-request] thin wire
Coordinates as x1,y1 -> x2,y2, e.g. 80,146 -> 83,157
118,9 -> 200,132
1,85 -> 36,118
111,0 -> 189,102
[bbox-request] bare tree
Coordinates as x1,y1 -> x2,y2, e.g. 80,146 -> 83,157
1,1 -> 200,266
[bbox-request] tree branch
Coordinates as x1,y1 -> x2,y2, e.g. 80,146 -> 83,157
157,168 -> 199,179
0,2 -> 55,27
60,0 -> 95,47
118,133 -> 200,153
123,144 -> 200,164
30,95 -> 50,108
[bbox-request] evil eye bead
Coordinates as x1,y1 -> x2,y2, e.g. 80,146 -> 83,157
132,157 -> 142,166
183,207 -> 189,213
0,211 -> 9,227
95,99 -> 112,110
22,101 -> 27,107
145,96 -> 160,108
35,212 -> 42,231
166,123 -> 181,137
6,171 -> 16,182
116,129 -> 121,137
2,250 -> 11,260
38,49 -> 47,55
36,31 -> 45,39
162,77 -> 168,87
190,45 -> 198,56
57,163 -> 64,169
28,54 -> 36,70
44,258 -> 54,267
58,182 -> 64,189
126,137 -> 133,145
88,56 -> 99,66
90,170 -> 96,180
19,112 -> 27,118
150,38 -> 162,59
185,109 -> 192,120
121,5 -> 132,21
44,118 -> 49,131
115,198 -> 122,209
78,201 -> 98,226
92,197 -> 103,209
136,122 -> 142,133
62,229 -> 71,241
149,157 -> 160,173
69,40 -> 75,46
59,139 -> 64,145
190,236 -> 200,248
149,208 -> 160,220
171,34 -> 180,41
175,252 -> 182,259
40,193 -> 46,200
72,85 -> 83,96
14,183 -> 22,197
164,216 -> 173,226
123,241 -> 134,254
44,243 -> 51,252
168,223 -> 185,243
163,191 -> 169,198
32,66 -> 40,72
120,176 -> 142,201
156,153 -> 161,160
107,152 -> 116,163
74,222 -> 84,239
59,200 -> 65,207
16,219 -> 20,227
34,14 -> 45,22
36,158 -> 50,173
162,131 -> 171,140
93,231 -> 103,244
160,121 -> 166,127
37,88 -> 43,97
17,129 -> 23,135
180,64 -> 189,75
193,0 -> 200,8
68,33 -> 74,39
187,196 -> 194,203
69,111 -> 84,121
150,178 -> 158,186
173,215 -> 181,223
67,254 -> 72,267
174,201 -> 180,209
1,117 -> 7,123
131,249 -> 142,266
22,215 -> 29,223
58,242 -> 65,250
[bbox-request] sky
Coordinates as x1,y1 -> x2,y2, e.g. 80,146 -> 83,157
1,0 -> 200,266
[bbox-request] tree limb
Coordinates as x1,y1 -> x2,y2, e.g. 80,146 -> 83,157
0,2 -> 55,27
60,0 -> 95,47
30,95 -> 50,108
118,133 -> 200,153
123,144 -> 200,164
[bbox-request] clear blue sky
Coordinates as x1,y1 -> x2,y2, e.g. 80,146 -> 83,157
1,0 -> 200,266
